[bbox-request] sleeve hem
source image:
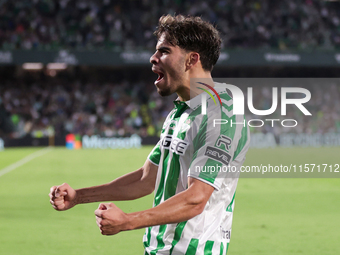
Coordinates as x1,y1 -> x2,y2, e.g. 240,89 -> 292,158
187,174 -> 220,191
148,158 -> 159,166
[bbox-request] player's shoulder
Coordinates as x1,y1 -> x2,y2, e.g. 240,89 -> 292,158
213,82 -> 233,103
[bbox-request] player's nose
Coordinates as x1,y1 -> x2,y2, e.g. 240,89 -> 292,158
150,52 -> 159,65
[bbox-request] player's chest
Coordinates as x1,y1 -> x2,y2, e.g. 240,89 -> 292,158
160,116 -> 194,156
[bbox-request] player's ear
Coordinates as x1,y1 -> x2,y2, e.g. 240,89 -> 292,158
185,52 -> 200,71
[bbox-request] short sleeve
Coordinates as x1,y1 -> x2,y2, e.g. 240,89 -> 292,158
188,97 -> 248,190
148,141 -> 161,166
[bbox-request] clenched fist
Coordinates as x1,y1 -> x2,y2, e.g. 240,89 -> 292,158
95,203 -> 130,235
49,183 -> 78,211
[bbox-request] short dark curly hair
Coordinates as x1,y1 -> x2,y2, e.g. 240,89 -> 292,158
154,14 -> 222,72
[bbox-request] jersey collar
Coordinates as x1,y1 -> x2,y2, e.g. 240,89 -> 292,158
173,94 -> 202,111
184,85 -> 225,111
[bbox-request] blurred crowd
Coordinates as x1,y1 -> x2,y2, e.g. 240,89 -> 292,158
1,0 -> 340,51
0,69 -> 176,139
0,69 -> 339,139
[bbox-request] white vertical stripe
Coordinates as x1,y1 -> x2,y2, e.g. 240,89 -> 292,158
149,225 -> 160,252
201,93 -> 207,115
211,241 -> 222,255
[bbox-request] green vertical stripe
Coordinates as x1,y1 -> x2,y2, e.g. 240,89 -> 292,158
219,114 -> 236,142
190,114 -> 207,168
150,225 -> 167,255
143,227 -> 152,248
220,92 -> 237,143
174,103 -> 188,118
154,118 -> 174,207
226,192 -> 235,212
169,221 -> 188,254
191,107 -> 205,145
233,121 -> 248,160
192,110 -> 207,150
185,238 -> 199,255
149,144 -> 161,165
226,243 -> 230,254
164,153 -> 180,200
220,242 -> 224,255
154,149 -> 169,206
199,159 -> 222,182
204,240 -> 214,255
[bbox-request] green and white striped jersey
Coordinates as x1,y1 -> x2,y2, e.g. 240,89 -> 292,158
144,83 -> 250,255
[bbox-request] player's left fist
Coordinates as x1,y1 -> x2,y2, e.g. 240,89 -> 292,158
94,203 -> 130,235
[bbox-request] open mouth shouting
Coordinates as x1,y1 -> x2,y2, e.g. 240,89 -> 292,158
152,68 -> 165,85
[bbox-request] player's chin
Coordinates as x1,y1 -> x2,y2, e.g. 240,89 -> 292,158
156,87 -> 173,97
155,83 -> 173,97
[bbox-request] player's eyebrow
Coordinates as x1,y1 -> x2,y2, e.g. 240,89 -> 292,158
156,46 -> 171,52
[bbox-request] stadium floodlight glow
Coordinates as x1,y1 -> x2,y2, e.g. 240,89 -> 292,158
22,63 -> 43,70
47,63 -> 67,70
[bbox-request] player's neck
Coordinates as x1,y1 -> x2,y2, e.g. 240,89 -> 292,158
176,71 -> 214,101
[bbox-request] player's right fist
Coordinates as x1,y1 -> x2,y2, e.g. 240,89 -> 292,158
49,183 -> 77,211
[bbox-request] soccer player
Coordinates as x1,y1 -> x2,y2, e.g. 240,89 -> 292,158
49,15 -> 250,254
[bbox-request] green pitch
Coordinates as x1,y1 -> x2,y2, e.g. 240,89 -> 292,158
0,146 -> 339,255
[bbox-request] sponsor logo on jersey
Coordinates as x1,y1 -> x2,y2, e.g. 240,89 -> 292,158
160,135 -> 189,155
205,146 -> 231,165
220,226 -> 231,240
216,135 -> 232,151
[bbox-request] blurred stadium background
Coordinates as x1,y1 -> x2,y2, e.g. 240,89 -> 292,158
0,0 -> 340,255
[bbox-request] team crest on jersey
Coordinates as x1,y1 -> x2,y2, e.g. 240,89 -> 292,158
180,123 -> 190,132
179,118 -> 193,132
162,120 -> 177,130
185,118 -> 191,125
160,135 -> 189,155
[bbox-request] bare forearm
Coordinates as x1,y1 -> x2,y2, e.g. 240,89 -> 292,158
50,160 -> 157,212
125,182 -> 213,230
94,178 -> 215,236
76,167 -> 154,204
127,195 -> 200,229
